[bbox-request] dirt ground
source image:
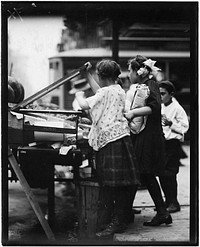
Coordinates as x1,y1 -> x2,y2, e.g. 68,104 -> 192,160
5,145 -> 192,245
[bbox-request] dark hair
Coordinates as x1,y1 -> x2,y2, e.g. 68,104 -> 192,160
128,55 -> 147,71
159,80 -> 175,94
96,59 -> 121,80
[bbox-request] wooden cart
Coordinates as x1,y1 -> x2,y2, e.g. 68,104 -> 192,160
6,62 -> 98,243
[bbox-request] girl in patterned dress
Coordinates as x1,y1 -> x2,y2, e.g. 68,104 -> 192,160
76,59 -> 140,239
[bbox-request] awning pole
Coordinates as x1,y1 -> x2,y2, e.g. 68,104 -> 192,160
112,18 -> 119,63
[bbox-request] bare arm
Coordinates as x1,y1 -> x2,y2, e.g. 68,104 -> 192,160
84,62 -> 101,93
124,106 -> 152,120
87,72 -> 100,93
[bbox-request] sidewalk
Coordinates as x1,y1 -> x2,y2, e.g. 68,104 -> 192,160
7,145 -> 191,245
115,145 -> 190,243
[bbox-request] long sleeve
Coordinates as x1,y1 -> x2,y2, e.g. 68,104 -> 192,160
170,106 -> 189,135
161,98 -> 189,141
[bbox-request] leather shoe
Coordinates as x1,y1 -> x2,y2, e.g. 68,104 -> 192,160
96,220 -> 127,239
167,203 -> 181,213
143,213 -> 172,226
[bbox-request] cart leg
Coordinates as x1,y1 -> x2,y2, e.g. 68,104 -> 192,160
2,154 -> 9,244
8,146 -> 56,241
47,165 -> 55,227
76,183 -> 87,239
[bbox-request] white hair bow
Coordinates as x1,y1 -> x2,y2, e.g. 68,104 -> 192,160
143,59 -> 161,72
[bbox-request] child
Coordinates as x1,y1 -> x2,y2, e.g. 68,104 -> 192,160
124,56 -> 172,226
76,59 -> 140,239
159,80 -> 189,213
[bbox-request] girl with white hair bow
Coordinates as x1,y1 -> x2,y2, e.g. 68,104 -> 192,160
124,55 -> 173,227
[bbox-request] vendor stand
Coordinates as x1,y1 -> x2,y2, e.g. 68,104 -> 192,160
7,62 -> 97,242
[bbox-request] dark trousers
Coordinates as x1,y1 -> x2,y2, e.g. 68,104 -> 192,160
159,139 -> 181,206
97,185 -> 137,229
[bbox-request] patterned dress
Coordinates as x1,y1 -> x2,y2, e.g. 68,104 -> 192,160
86,84 -> 140,187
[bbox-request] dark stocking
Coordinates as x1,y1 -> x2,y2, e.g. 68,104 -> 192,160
159,176 -> 171,207
159,174 -> 178,205
114,185 -> 138,224
170,175 -> 178,203
141,174 -> 166,214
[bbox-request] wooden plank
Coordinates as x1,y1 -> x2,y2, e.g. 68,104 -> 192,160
8,147 -> 56,241
11,71 -> 80,111
85,184 -> 99,238
11,62 -> 90,112
78,185 -> 87,239
79,180 -> 99,187
23,125 -> 77,134
19,109 -> 83,115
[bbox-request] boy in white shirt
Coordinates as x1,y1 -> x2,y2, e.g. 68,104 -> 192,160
159,81 -> 189,213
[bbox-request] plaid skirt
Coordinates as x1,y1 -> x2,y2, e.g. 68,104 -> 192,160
95,136 -> 140,187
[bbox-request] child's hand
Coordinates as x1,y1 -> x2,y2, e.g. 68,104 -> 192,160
161,114 -> 172,126
84,62 -> 92,70
124,110 -> 134,121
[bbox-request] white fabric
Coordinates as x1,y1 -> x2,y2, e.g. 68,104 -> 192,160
59,145 -> 74,155
125,84 -> 150,134
161,97 -> 189,142
143,59 -> 161,72
86,84 -> 130,151
72,98 -> 82,111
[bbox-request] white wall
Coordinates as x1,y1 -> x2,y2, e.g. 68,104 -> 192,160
8,16 -> 63,98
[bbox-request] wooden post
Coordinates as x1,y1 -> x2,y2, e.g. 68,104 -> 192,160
112,17 -> 119,63
8,146 -> 56,241
47,164 -> 55,227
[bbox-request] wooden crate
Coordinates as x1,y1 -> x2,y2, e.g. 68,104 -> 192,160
76,180 -> 99,239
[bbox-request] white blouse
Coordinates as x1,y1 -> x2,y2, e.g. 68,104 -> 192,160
86,84 -> 130,151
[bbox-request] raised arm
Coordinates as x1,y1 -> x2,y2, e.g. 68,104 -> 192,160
84,62 -> 100,93
87,72 -> 101,93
